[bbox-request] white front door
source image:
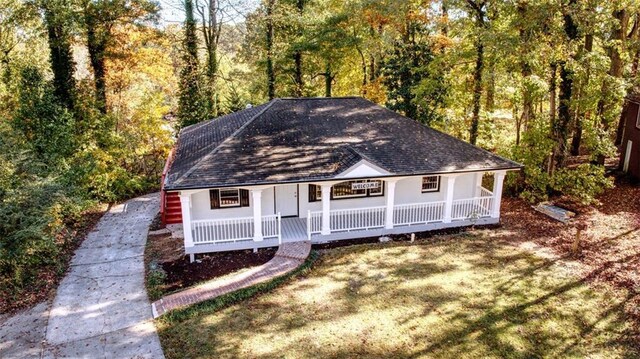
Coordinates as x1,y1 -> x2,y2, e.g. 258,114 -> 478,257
623,140 -> 632,172
275,184 -> 298,217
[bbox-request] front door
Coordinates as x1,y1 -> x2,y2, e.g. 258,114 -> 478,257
275,184 -> 298,217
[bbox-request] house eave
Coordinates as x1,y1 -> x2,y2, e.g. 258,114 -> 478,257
163,165 -> 523,192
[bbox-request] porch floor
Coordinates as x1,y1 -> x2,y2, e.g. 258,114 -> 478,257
281,217 -> 308,242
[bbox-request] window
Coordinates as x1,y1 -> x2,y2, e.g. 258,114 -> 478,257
210,189 -> 249,209
422,176 -> 440,192
331,180 -> 384,199
219,189 -> 240,207
636,107 -> 640,129
309,184 -> 322,202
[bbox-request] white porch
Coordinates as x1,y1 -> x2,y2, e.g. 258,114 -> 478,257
177,171 -> 507,258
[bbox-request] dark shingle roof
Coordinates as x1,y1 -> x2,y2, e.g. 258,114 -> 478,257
166,97 -> 521,190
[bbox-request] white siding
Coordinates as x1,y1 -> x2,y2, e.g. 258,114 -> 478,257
189,172 -> 483,221
190,187 -> 276,221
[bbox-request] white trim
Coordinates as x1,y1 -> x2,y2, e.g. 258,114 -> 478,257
335,159 -> 391,178
443,175 -> 457,223
421,175 -> 440,193
321,183 -> 331,235
251,189 -> 263,241
219,188 -> 241,208
385,179 -> 397,229
179,194 -> 194,248
623,140 -> 632,172
491,171 -> 506,218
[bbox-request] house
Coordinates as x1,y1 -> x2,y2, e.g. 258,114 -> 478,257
161,97 -> 522,261
619,93 -> 640,179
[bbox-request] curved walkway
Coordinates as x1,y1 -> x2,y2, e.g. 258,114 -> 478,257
43,193 -> 164,358
152,240 -> 311,318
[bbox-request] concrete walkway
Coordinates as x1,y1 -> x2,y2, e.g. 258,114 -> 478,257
42,193 -> 164,358
152,240 -> 311,318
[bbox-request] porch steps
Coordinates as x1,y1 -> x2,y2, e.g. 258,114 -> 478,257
151,240 -> 311,318
163,191 -> 182,224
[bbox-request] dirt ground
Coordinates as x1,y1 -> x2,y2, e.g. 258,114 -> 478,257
496,176 -> 640,341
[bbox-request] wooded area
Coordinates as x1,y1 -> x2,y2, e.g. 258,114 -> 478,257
0,0 -> 638,309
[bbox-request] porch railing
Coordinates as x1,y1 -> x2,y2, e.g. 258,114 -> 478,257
394,201 -> 445,226
451,197 -> 493,220
307,211 -> 322,238
308,206 -> 386,235
479,186 -> 493,198
191,213 -> 281,245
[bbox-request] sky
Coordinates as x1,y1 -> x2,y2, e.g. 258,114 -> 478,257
158,0 -> 260,26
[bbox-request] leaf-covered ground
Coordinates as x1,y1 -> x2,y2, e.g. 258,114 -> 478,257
499,177 -> 640,341
157,238 -> 638,358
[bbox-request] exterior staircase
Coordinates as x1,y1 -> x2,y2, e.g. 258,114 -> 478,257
163,191 -> 183,224
160,148 -> 183,225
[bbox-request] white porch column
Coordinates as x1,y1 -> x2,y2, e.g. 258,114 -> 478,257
252,189 -> 263,241
385,179 -> 397,229
179,193 -> 194,248
321,183 -> 332,235
443,175 -> 457,223
473,172 -> 483,197
491,171 -> 506,218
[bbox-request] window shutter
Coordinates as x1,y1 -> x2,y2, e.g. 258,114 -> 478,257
309,184 -> 318,202
240,189 -> 250,207
210,189 -> 220,209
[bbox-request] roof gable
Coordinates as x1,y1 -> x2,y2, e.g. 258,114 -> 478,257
335,159 -> 391,179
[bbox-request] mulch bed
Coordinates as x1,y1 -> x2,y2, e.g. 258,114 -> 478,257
0,207 -> 107,315
156,247 -> 277,294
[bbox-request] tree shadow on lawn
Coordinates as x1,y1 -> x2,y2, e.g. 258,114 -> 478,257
158,239 -> 639,359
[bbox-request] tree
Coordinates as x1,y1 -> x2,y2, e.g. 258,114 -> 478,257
196,0 -> 222,117
552,0 -> 579,170
81,0 -> 158,114
40,0 -> 76,111
465,0 -> 487,145
266,0 -> 275,99
178,0 -> 208,128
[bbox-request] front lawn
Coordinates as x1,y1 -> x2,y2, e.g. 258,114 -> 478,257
156,236 -> 638,358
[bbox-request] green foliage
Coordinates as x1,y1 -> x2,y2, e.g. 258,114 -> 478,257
552,164 -> 614,205
12,66 -> 75,163
382,24 -> 446,124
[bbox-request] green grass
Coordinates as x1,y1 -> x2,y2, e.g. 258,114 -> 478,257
156,236 -> 637,359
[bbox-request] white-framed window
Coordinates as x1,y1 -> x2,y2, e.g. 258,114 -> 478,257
219,189 -> 240,207
636,105 -> 640,129
210,188 -> 249,209
421,176 -> 440,192
331,180 -> 384,199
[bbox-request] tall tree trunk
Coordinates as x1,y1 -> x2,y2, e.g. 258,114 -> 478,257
324,62 -> 333,97
616,13 -> 639,145
441,0 -> 448,36
596,9 -> 629,163
266,0 -> 275,100
42,1 -> 76,111
83,0 -> 108,115
570,33 -> 593,155
469,40 -> 483,145
518,4 -> 533,135
293,0 -> 304,96
466,0 -> 486,145
485,53 -> 495,113
549,62 -> 557,124
177,0 -> 206,127
199,0 -> 220,117
553,0 -> 578,169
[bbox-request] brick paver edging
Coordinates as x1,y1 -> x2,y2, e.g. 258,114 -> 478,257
151,241 -> 311,318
